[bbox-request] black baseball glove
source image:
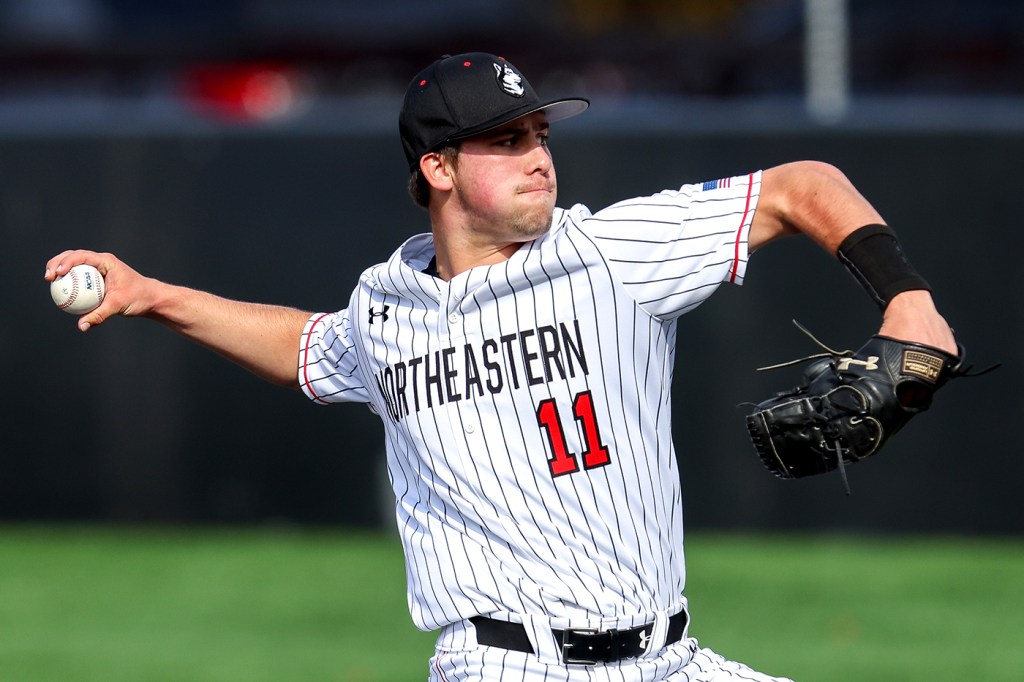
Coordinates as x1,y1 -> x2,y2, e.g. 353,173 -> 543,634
746,327 -> 974,486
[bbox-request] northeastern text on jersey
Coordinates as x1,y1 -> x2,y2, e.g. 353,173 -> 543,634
374,319 -> 589,422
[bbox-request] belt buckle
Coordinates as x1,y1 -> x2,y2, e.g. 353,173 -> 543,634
560,627 -> 604,665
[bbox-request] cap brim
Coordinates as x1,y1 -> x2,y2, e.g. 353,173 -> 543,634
449,97 -> 589,143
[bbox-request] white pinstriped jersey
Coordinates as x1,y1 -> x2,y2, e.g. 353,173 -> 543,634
299,172 -> 761,632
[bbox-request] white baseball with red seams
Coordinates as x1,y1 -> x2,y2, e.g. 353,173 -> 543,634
50,264 -> 105,315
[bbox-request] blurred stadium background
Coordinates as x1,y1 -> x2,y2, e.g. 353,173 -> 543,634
2,2 -> 1023,680
4,0 -> 1020,532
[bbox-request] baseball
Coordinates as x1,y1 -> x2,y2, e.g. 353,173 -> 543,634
50,264 -> 105,315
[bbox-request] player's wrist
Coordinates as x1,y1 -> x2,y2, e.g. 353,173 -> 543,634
836,223 -> 931,311
143,280 -> 196,326
879,291 -> 957,354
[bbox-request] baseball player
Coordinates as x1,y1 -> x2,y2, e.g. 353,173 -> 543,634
45,53 -> 956,680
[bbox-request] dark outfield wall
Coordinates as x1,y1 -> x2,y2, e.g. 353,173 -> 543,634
3,128 -> 1017,532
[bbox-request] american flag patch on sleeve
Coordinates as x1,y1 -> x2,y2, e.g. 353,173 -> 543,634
702,177 -> 732,191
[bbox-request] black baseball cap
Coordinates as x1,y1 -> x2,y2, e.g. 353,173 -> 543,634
399,52 -> 589,169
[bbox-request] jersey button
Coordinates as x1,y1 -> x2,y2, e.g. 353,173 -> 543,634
464,422 -> 476,434
448,313 -> 459,324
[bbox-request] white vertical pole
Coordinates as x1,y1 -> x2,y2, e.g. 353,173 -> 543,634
805,0 -> 850,123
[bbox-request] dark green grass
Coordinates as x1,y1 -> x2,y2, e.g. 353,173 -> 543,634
1,526 -> 1021,681
684,534 -> 1024,681
0,526 -> 435,682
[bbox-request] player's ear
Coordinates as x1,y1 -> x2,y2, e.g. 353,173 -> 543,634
420,152 -> 454,192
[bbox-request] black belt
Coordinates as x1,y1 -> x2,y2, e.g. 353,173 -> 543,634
470,611 -> 688,665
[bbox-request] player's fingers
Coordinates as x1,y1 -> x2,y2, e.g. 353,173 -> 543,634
77,309 -> 105,332
44,249 -> 110,281
44,251 -> 79,281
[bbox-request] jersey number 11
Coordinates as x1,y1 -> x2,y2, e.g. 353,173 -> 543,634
536,390 -> 612,478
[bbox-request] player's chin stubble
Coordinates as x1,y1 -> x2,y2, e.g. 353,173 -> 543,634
510,189 -> 556,240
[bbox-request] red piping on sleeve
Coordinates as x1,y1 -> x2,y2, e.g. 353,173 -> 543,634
729,173 -> 755,284
301,313 -> 332,403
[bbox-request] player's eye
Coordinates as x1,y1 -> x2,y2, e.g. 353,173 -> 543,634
494,130 -> 547,149
496,134 -> 520,147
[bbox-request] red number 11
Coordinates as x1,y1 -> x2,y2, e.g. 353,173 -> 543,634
536,391 -> 611,477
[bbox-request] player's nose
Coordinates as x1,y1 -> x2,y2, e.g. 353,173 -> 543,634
526,142 -> 552,175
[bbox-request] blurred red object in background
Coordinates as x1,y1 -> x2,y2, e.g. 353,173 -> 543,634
182,62 -> 311,122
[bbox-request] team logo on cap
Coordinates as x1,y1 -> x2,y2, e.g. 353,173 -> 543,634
494,62 -> 525,97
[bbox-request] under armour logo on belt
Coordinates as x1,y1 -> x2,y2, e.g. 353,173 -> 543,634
369,305 -> 390,324
638,628 -> 651,651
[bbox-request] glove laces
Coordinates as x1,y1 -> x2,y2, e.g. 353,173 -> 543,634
755,321 -> 854,372
757,320 -> 1000,378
